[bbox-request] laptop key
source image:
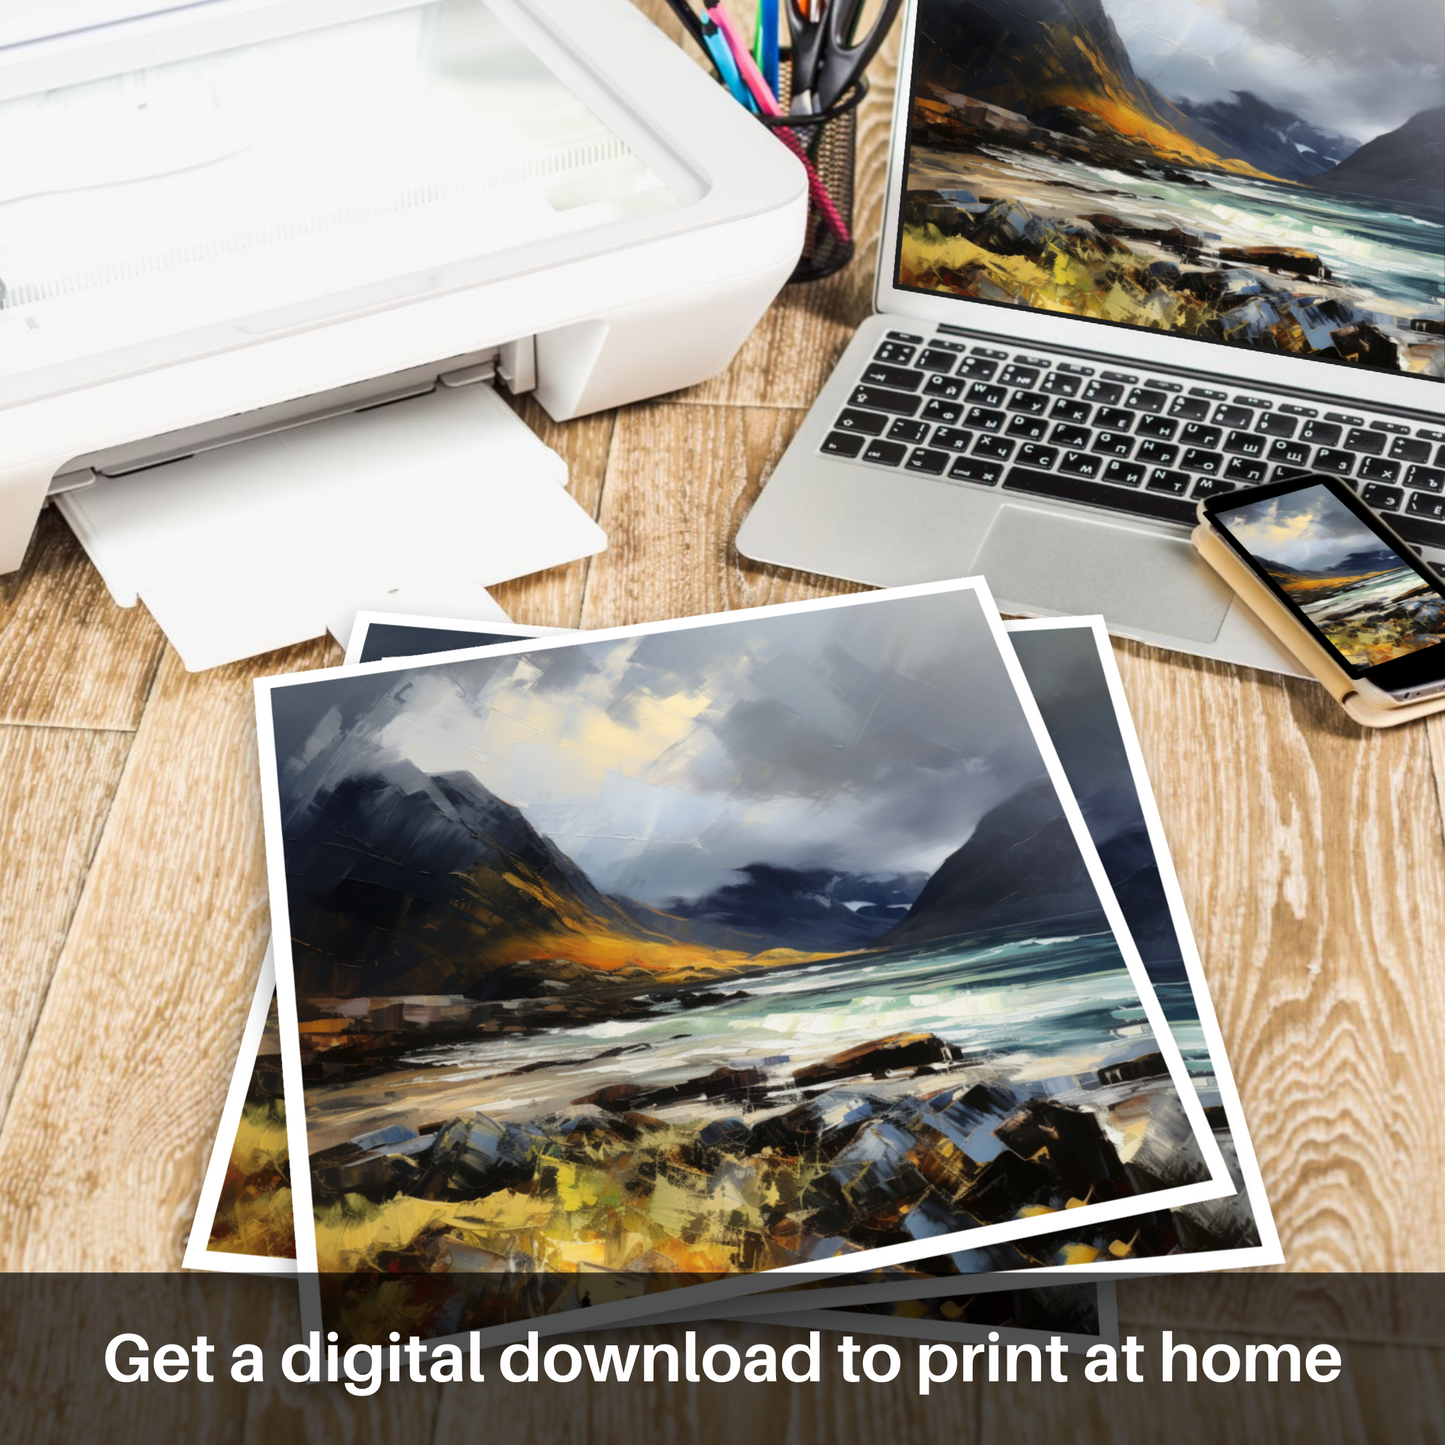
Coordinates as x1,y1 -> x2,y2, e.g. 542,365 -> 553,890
1136,440 -> 1179,467
974,435 -> 1015,462
1008,390 -> 1050,416
1169,395 -> 1212,421
1362,483 -> 1403,510
1092,432 -> 1134,458
1083,379 -> 1123,404
1359,457 -> 1400,483
916,348 -> 959,373
1214,404 -> 1254,429
922,397 -> 963,424
1408,491 -> 1445,521
1004,465 -> 1197,524
1050,424 -> 1092,450
948,457 -> 1004,485
1224,431 -> 1266,458
850,384 -> 921,417
1345,428 -> 1385,456
1017,444 -> 1059,469
1050,398 -> 1092,424
1180,423 -> 1222,449
1147,469 -> 1192,495
1225,456 -> 1268,483
874,342 -> 917,365
967,382 -> 1008,407
821,431 -> 865,458
1268,438 -> 1311,467
863,363 -> 925,390
835,408 -> 890,436
1406,465 -> 1445,493
886,330 -> 924,343
887,418 -> 932,444
906,448 -> 951,476
1314,447 -> 1354,475
1438,445 -> 1445,466
1300,420 -> 1342,447
1006,414 -> 1048,441
1126,388 -> 1167,413
1103,459 -> 1146,487
924,374 -> 966,400
860,438 -> 908,467
999,364 -> 1041,388
1193,476 -> 1237,499
957,356 -> 1000,380
1095,406 -> 1134,432
1136,414 -> 1178,440
1041,372 -> 1082,397
1182,448 -> 1223,474
965,406 -> 1006,432
1060,451 -> 1103,478
1390,437 -> 1432,464
1256,413 -> 1297,438
930,427 -> 975,452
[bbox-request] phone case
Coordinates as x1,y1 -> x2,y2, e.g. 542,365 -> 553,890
1192,521 -> 1445,729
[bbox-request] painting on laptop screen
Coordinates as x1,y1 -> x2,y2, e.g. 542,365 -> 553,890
897,0 -> 1444,378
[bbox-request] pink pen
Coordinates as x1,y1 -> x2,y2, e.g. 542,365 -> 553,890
705,1 -> 853,248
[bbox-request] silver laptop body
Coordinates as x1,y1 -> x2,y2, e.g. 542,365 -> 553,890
738,0 -> 1444,674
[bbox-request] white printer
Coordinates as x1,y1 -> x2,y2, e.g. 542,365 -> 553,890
0,0 -> 806,665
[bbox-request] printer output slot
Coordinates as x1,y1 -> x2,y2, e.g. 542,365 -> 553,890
46,339 -> 539,497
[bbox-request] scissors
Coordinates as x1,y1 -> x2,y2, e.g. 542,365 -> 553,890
786,0 -> 903,113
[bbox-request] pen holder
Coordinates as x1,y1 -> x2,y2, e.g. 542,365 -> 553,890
759,73 -> 867,283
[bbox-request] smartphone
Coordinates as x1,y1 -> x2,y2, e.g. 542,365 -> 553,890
1200,473 -> 1445,706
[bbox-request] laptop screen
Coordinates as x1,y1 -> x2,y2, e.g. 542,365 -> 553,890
894,0 -> 1444,382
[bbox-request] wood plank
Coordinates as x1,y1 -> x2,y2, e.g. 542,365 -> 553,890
489,397 -> 614,630
429,1321 -> 981,1445
0,509 -> 165,730
0,638 -> 337,1270
1108,638 -> 1445,1273
981,1323 -> 1435,1444
0,725 -> 134,1125
579,403 -> 866,631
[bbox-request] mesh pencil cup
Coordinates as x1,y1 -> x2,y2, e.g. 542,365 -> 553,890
759,73 -> 867,283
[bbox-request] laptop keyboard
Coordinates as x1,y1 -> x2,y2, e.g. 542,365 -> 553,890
822,329 -> 1445,550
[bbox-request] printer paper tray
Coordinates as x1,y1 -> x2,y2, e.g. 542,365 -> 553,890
56,383 -> 605,670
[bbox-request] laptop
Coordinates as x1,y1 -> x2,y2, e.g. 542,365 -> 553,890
737,0 -> 1444,673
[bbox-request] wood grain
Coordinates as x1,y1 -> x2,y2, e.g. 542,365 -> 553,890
0,510 -> 165,730
1108,637 -> 1445,1272
0,639 -> 336,1270
580,403 -> 866,631
0,726 -> 133,1123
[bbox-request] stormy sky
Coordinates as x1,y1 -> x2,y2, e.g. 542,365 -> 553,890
1109,0 -> 1445,142
268,589 -> 1056,908
1217,483 -> 1389,570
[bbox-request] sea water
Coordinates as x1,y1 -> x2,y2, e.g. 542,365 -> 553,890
400,925 -> 1213,1118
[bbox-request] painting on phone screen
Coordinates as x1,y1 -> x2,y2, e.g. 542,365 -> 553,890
1219,483 -> 1445,666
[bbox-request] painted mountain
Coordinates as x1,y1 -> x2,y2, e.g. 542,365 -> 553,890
1308,106 -> 1445,214
880,782 -> 1102,946
1172,91 -> 1359,183
283,765 -> 1107,997
916,0 -> 1268,175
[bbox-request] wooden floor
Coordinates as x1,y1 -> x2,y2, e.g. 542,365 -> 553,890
0,7 -> 1441,1441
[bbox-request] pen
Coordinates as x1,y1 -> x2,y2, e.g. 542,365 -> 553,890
753,0 -> 780,99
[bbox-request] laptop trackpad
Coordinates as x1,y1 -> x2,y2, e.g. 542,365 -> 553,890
975,505 -> 1233,643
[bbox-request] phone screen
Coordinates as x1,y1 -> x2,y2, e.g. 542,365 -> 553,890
1208,478 -> 1445,680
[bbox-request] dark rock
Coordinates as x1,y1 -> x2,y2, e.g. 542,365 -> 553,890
1218,245 -> 1330,280
994,1099 -> 1125,1193
801,1120 -> 933,1234
957,1149 -> 1056,1224
795,1032 -> 953,1087
418,1114 -> 542,1201
1097,1050 -> 1167,1086
750,1091 -> 890,1157
1330,322 -> 1399,368
573,1082 -> 647,1112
